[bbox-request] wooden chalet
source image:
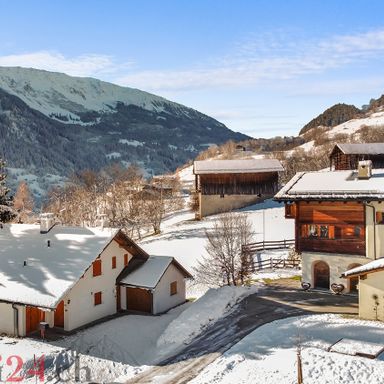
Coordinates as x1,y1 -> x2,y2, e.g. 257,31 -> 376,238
275,161 -> 384,292
330,143 -> 384,170
194,159 -> 283,217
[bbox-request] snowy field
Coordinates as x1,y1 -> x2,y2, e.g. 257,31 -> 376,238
140,200 -> 294,273
0,286 -> 257,383
190,314 -> 384,384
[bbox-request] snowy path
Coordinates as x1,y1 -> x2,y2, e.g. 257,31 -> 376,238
125,281 -> 358,384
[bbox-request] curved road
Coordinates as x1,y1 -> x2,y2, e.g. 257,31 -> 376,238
126,280 -> 358,384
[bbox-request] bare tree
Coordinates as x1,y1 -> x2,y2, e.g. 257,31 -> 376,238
13,181 -> 35,223
194,212 -> 254,286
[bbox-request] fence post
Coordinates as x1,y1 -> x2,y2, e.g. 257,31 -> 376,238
270,257 -> 273,269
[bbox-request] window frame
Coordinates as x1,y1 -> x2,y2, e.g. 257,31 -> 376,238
170,281 -> 177,296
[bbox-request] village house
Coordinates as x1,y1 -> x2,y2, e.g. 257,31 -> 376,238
342,259 -> 384,321
329,143 -> 384,170
274,161 -> 384,292
193,159 -> 284,218
0,214 -> 191,337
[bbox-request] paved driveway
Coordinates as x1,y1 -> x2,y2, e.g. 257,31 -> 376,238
126,280 -> 358,384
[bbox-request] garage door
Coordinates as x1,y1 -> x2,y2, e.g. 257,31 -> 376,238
126,287 -> 152,313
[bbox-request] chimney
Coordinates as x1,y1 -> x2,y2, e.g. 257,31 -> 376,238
357,160 -> 372,179
40,213 -> 55,234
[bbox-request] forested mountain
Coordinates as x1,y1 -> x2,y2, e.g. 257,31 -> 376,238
0,67 -> 249,197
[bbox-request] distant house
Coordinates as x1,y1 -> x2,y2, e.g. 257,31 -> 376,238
342,259 -> 384,321
275,161 -> 384,292
193,159 -> 284,218
330,143 -> 384,170
0,215 -> 191,337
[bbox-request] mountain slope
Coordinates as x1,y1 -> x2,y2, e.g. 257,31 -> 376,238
0,67 -> 249,196
299,103 -> 361,135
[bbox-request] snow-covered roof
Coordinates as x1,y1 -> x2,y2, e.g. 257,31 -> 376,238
332,143 -> 384,156
119,256 -> 192,289
342,258 -> 384,278
274,168 -> 384,201
193,159 -> 283,175
0,224 -> 121,308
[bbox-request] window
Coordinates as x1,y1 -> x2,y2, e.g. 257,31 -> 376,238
93,259 -> 102,277
285,203 -> 296,219
94,291 -> 102,306
300,224 -> 364,240
112,256 -> 116,269
124,253 -> 129,266
376,212 -> 384,224
170,281 -> 177,296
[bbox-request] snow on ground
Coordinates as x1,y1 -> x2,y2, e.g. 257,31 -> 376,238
190,314 -> 384,384
140,200 -> 294,275
157,286 -> 258,356
0,286 -> 258,383
251,267 -> 301,281
177,164 -> 195,189
329,111 -> 384,137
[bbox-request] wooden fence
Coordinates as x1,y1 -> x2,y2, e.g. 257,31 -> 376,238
250,257 -> 300,272
242,239 -> 298,272
242,239 -> 295,254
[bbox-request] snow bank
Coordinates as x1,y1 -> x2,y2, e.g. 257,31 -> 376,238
157,285 -> 258,352
190,314 -> 384,384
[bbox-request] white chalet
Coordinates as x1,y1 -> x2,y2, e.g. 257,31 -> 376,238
0,217 -> 191,337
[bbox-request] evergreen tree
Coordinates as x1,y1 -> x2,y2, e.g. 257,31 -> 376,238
0,159 -> 15,223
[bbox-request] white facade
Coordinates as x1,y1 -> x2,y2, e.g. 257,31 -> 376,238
358,271 -> 384,321
152,263 -> 187,314
62,240 -> 132,331
301,252 -> 369,292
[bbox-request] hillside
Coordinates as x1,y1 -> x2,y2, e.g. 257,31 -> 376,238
299,103 -> 362,135
0,67 -> 249,197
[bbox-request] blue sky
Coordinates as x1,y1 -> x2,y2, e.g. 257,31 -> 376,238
1,0 -> 384,137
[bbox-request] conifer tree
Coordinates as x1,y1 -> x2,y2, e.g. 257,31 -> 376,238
0,159 -> 15,223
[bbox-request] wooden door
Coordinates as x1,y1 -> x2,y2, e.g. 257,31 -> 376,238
314,261 -> 330,289
116,285 -> 121,312
54,300 -> 65,328
26,307 -> 44,334
126,287 -> 152,313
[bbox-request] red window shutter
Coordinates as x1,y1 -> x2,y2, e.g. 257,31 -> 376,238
94,291 -> 102,305
124,254 -> 128,266
93,259 -> 102,277
112,256 -> 117,269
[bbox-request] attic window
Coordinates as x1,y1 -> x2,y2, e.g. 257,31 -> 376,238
112,256 -> 117,269
93,259 -> 102,277
376,212 -> 384,224
170,281 -> 177,296
124,254 -> 129,266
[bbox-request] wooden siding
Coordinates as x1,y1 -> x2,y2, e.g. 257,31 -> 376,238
198,172 -> 279,196
330,147 -> 384,170
295,201 -> 366,256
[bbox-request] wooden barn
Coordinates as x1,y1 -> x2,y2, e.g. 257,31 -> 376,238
275,161 -> 384,293
329,143 -> 384,170
194,159 -> 283,217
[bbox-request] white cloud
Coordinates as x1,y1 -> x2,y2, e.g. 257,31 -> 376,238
0,51 -> 132,78
115,28 -> 384,92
